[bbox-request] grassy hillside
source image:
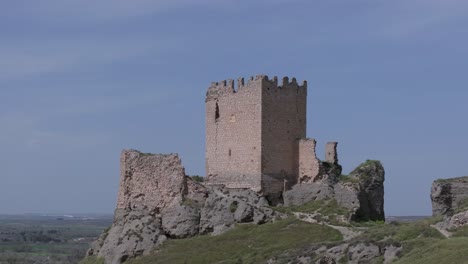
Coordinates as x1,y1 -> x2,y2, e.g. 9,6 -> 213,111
82,201 -> 468,263
128,217 -> 341,264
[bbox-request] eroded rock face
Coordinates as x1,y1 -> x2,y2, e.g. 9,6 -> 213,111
87,209 -> 166,264
350,160 -> 385,221
284,160 -> 385,221
87,150 -> 281,264
431,176 -> 468,216
199,186 -> 276,235
277,242 -> 400,264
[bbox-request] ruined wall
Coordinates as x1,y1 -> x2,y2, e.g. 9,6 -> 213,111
325,142 -> 338,164
261,76 -> 307,193
116,150 -> 186,210
298,138 -> 321,183
205,78 -> 263,191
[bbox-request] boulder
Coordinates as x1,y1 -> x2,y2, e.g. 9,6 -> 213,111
199,186 -> 279,235
346,243 -> 381,264
431,176 -> 468,216
316,255 -> 336,264
161,204 -> 200,238
87,209 -> 166,264
284,160 -> 385,221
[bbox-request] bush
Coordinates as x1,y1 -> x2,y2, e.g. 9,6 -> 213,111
190,175 -> 204,182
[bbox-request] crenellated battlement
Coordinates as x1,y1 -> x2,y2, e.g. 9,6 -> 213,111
206,74 -> 307,102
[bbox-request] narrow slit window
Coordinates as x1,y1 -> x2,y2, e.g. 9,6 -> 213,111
215,102 -> 220,121
228,149 -> 231,157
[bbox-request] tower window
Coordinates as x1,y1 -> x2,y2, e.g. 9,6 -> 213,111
229,149 -> 231,157
215,102 -> 220,121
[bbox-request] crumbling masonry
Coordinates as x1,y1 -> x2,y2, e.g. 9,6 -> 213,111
205,75 -> 338,201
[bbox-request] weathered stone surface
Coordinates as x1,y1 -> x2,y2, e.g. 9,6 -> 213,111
116,150 -> 186,211
234,202 -> 254,223
298,138 -> 322,183
383,245 -> 402,264
199,186 -> 280,235
311,242 -> 399,264
346,243 -> 381,264
434,209 -> 468,233
350,160 -> 385,221
431,176 -> 468,216
285,160 -> 385,221
161,205 -> 200,238
448,210 -> 468,228
87,209 -> 166,264
325,243 -> 348,260
316,255 -> 336,264
284,183 -> 335,206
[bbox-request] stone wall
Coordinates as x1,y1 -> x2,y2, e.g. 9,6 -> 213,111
116,150 -> 186,211
261,76 -> 307,193
298,138 -> 321,183
325,142 -> 338,164
205,77 -> 263,191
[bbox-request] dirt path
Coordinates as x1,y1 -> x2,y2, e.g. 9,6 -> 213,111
293,212 -> 362,241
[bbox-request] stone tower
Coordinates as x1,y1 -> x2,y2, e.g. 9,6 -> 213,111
205,75 -> 307,201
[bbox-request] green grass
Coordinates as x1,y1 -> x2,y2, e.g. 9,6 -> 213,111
338,174 -> 359,184
452,225 -> 468,237
354,216 -> 443,242
79,256 -> 105,264
455,197 -> 468,213
127,217 -> 342,264
393,237 -> 468,264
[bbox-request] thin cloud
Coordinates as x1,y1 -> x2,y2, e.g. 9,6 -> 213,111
0,35 -> 182,80
3,0 -> 229,22
375,0 -> 468,38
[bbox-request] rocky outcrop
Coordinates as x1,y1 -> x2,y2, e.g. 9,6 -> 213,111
87,150 -> 282,264
278,241 -> 401,264
431,176 -> 468,216
284,160 -> 385,221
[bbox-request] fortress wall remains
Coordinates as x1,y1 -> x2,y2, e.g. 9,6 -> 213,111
116,150 -> 186,210
325,142 -> 338,164
298,138 -> 321,183
261,76 -> 307,193
205,77 -> 263,191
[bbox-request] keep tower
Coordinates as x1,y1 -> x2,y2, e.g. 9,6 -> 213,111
205,75 -> 307,201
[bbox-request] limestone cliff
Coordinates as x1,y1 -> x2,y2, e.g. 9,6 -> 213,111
431,176 -> 468,216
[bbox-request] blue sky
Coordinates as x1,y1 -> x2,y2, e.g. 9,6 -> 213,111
1,0 -> 467,215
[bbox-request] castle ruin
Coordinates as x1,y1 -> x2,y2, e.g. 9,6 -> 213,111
205,75 -> 338,202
